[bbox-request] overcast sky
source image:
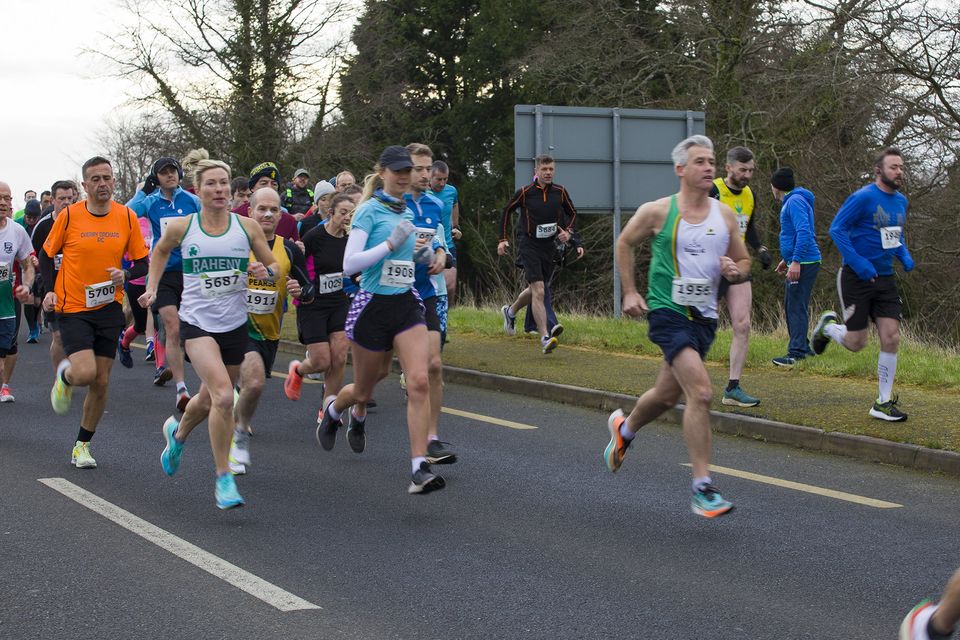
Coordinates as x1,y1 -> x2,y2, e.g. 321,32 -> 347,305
1,1 -> 137,209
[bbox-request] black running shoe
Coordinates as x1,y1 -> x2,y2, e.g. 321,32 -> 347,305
346,412 -> 366,453
408,462 -> 445,495
426,439 -> 457,465
315,401 -> 341,451
811,311 -> 839,355
869,395 -> 908,422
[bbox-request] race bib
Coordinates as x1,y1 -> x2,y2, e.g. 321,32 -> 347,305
54,254 -> 63,270
159,216 -> 176,234
200,269 -> 246,298
671,277 -> 713,307
85,279 -> 116,308
736,214 -> 749,236
414,227 -> 436,243
0,262 -> 9,282
317,272 -> 343,294
245,288 -> 278,314
880,225 -> 902,249
536,223 -> 557,239
379,259 -> 414,288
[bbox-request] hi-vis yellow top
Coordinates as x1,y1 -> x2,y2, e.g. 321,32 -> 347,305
712,178 -> 754,240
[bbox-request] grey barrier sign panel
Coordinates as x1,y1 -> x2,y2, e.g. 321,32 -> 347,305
514,105 -> 706,211
513,105 -> 707,316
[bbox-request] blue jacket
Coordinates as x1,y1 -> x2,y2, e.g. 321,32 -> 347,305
829,183 -> 913,280
126,187 -> 201,271
404,191 -> 445,301
778,187 -> 821,264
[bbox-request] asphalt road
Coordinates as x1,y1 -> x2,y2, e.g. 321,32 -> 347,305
1,330 -> 958,639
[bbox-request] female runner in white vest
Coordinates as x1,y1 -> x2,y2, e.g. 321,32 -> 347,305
139,159 -> 279,510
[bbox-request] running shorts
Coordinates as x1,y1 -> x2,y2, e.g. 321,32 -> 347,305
0,317 -> 15,357
647,307 -> 717,365
246,338 -> 279,377
518,237 -> 555,284
125,282 -> 148,333
296,299 -> 348,345
346,290 -> 425,352
838,266 -> 902,331
180,320 -> 247,366
152,270 -> 184,312
59,302 -> 125,359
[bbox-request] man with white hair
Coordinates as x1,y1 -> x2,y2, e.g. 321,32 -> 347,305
603,135 -> 751,518
0,181 -> 37,403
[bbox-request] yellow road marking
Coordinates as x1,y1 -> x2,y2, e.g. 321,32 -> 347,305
440,407 -> 537,430
682,463 -> 902,509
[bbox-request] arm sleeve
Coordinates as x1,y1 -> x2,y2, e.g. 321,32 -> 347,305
560,187 -> 577,230
895,237 -> 914,271
42,207 -> 68,258
744,214 -> 762,251
790,202 -> 817,263
343,228 -> 391,274
500,188 -> 524,241
829,193 -> 877,280
40,251 -> 55,291
126,256 -> 149,281
126,190 -> 150,217
283,239 -> 311,286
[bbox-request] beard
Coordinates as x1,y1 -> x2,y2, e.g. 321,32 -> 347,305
879,172 -> 902,191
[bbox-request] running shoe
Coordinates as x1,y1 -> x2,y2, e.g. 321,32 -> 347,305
722,385 -> 760,407
230,430 -> 251,466
899,600 -> 939,640
71,441 -> 97,469
603,409 -> 632,473
870,395 -> 908,422
501,304 -> 516,336
426,439 -> 457,465
541,336 -> 558,354
160,416 -> 183,476
691,483 -> 734,518
366,398 -> 377,408
549,323 -> 564,340
284,359 -> 303,401
117,333 -> 133,369
51,359 -> 73,415
176,390 -> 190,413
0,387 -> 13,403
315,398 -> 341,451
772,356 -> 796,368
215,473 -> 245,510
144,340 -> 155,362
408,461 -> 446,495
346,411 -> 366,453
305,372 -> 324,381
228,459 -> 246,475
811,310 -> 839,355
26,326 -> 40,344
153,365 -> 172,386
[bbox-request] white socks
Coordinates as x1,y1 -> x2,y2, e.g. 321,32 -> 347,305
412,456 -> 427,473
878,351 -> 897,403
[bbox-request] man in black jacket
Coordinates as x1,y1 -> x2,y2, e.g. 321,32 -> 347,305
282,168 -> 314,219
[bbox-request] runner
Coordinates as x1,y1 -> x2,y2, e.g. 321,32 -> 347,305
233,162 -> 300,241
298,180 -> 336,238
18,199 -> 43,343
901,568 -> 960,640
31,180 -> 78,370
811,147 -> 914,421
139,158 -> 279,509
315,145 -> 445,494
404,143 -> 456,464
284,193 -> 354,407
709,146 -> 772,408
41,157 -> 150,469
228,187 -> 313,474
604,135 -> 749,518
497,154 -> 577,354
429,160 -> 461,300
0,181 -> 37,403
116,215 -> 154,369
127,155 -> 201,408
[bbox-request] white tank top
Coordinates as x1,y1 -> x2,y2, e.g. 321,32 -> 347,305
675,199 -> 730,319
178,212 -> 251,332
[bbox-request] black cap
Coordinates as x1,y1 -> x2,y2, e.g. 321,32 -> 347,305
24,199 -> 42,218
378,146 -> 413,171
771,167 -> 795,192
248,161 -> 280,190
152,156 -> 183,180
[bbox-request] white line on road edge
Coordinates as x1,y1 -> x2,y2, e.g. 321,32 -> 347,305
440,407 -> 538,430
37,478 -> 322,612
681,464 -> 902,509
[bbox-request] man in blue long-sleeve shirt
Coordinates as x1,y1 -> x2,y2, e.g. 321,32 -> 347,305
770,168 -> 821,367
810,148 -> 914,421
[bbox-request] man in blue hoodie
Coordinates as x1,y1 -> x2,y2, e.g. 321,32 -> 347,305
810,148 -> 914,421
770,168 -> 821,367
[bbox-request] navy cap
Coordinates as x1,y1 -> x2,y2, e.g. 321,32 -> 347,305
248,161 -> 280,190
379,146 -> 413,171
152,156 -> 183,180
24,199 -> 42,217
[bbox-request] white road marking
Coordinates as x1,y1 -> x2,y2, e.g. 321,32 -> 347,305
38,478 -> 321,611
441,407 -> 538,430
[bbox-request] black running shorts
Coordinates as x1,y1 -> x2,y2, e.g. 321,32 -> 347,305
837,266 -> 902,331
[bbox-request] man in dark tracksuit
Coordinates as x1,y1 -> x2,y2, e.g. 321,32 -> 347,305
497,154 -> 577,354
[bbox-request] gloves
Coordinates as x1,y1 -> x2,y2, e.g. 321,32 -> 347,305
758,247 -> 773,270
387,220 -> 415,251
901,254 -> 915,272
142,174 -> 159,195
444,253 -> 455,269
414,245 -> 435,265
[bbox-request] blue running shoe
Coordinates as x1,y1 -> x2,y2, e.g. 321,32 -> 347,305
215,473 -> 245,509
160,416 -> 183,476
144,339 -> 156,362
721,384 -> 760,408
117,332 -> 133,369
691,483 -> 734,518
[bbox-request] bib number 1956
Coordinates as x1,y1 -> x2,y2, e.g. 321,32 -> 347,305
671,277 -> 712,307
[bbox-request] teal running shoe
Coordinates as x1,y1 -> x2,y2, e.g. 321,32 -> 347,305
160,416 -> 183,476
722,384 -> 760,408
215,473 -> 245,509
50,360 -> 73,415
691,483 -> 734,518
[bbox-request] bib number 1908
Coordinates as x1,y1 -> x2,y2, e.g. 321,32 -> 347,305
379,260 -> 414,287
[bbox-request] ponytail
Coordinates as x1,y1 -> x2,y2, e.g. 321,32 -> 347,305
360,164 -> 382,202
